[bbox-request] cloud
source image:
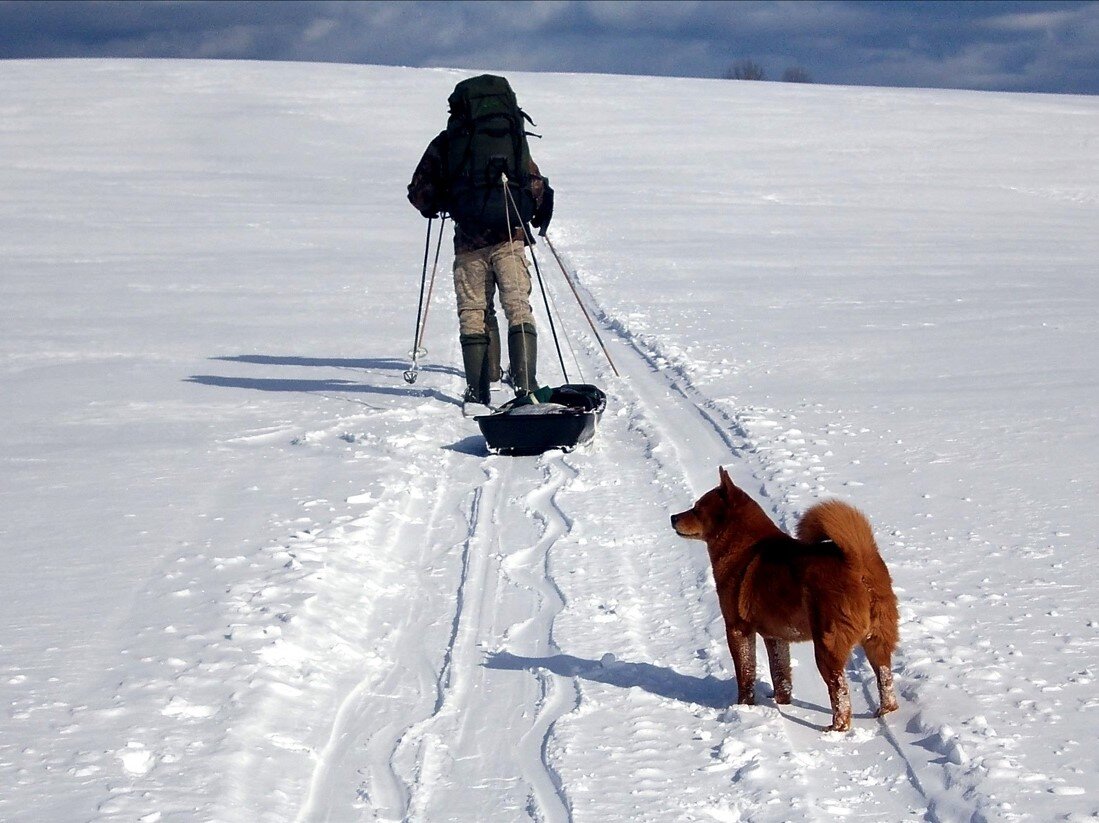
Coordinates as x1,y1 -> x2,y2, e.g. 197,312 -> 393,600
1,0 -> 1097,94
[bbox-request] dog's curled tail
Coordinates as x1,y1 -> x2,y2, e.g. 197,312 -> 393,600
796,499 -> 880,563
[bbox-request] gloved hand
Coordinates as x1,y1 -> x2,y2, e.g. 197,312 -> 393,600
530,179 -> 554,236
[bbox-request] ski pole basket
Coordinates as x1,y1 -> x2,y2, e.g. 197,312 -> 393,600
476,384 -> 606,456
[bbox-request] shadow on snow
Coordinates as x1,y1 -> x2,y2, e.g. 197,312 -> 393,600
486,651 -> 880,726
210,354 -> 462,378
485,650 -> 735,709
185,353 -> 463,408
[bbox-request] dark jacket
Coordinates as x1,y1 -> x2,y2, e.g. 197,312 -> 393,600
407,130 -> 547,254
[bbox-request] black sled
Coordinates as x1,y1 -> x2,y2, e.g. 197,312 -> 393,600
476,384 -> 606,456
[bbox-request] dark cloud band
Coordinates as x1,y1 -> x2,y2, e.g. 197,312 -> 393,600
1,0 -> 1096,95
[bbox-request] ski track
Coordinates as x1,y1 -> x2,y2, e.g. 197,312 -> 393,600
282,344 -> 583,821
379,453 -> 579,823
293,450 -> 465,823
200,240 -> 1017,823
508,455 -> 580,823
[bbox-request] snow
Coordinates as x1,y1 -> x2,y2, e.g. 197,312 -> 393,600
2,58 -> 1097,822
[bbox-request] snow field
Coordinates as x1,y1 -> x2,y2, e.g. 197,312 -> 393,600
2,60 -> 1098,822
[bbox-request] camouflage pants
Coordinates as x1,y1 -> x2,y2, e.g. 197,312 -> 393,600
453,240 -> 535,336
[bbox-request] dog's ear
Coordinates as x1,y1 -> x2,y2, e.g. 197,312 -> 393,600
719,466 -> 746,502
719,466 -> 736,498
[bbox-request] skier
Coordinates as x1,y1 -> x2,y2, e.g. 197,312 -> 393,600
407,74 -> 553,415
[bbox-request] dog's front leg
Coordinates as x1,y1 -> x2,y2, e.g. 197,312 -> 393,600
764,638 -> 792,704
726,625 -> 757,704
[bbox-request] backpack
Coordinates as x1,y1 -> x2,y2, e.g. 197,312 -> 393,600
443,75 -> 537,235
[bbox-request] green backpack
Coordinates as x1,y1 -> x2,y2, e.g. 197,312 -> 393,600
443,75 -> 537,235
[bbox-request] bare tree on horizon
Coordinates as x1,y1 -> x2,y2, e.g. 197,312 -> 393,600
724,59 -> 765,81
782,66 -> 812,83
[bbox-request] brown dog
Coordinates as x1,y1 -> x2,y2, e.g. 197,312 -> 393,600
671,468 -> 899,731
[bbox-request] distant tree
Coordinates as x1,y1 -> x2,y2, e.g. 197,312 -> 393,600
781,66 -> 812,83
723,59 -> 766,81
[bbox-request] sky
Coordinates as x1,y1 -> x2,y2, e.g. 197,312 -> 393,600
1,0 -> 1098,95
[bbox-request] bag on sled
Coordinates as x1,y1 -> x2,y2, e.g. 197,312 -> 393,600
475,384 -> 606,456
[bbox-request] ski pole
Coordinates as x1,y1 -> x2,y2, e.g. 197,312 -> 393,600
404,217 -> 433,384
415,215 -> 447,354
542,233 -> 621,377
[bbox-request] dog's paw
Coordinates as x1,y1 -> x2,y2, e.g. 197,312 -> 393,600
875,701 -> 898,717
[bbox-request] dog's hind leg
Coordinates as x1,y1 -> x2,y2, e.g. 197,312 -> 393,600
814,643 -> 853,732
727,625 -> 757,705
862,636 -> 899,717
764,638 -> 792,704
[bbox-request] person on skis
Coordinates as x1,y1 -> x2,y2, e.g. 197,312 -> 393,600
407,74 -> 553,413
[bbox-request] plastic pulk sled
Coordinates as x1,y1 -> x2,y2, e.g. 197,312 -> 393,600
476,384 -> 606,456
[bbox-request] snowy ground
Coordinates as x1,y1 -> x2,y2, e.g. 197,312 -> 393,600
1,60 -> 1097,822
